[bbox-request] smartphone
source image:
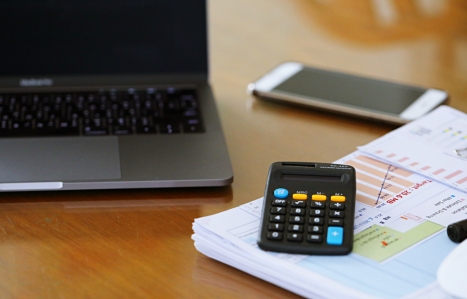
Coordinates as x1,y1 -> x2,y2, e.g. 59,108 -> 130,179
248,62 -> 448,125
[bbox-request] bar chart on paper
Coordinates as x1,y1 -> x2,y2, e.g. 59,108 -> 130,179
342,154 -> 421,208
335,152 -> 464,262
332,151 -> 451,235
359,106 -> 467,192
369,143 -> 467,189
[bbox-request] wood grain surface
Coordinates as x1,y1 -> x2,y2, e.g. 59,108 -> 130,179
1,1 -> 466,298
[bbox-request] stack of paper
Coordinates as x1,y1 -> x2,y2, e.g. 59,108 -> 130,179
192,106 -> 467,299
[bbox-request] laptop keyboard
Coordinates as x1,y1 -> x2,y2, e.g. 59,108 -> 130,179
0,88 -> 204,137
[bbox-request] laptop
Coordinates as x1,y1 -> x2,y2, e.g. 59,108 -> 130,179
0,0 -> 233,192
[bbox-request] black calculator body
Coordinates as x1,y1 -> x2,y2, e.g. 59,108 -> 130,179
257,162 -> 356,255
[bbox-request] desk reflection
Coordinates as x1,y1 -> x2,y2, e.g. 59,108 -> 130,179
0,187 -> 232,298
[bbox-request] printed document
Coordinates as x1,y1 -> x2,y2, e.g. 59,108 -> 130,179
192,106 -> 467,299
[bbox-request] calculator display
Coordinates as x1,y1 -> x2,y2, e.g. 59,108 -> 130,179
281,173 -> 342,183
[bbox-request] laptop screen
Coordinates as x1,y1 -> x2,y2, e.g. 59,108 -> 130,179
0,0 -> 207,79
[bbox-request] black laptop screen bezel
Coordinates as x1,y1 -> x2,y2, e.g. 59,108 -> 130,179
0,0 -> 208,88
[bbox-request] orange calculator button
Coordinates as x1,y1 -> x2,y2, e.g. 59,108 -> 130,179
311,194 -> 327,201
292,193 -> 307,200
331,195 -> 346,202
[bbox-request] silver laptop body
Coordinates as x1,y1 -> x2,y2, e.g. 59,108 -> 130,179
0,0 -> 233,191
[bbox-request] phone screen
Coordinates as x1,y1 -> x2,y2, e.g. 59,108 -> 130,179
273,67 -> 426,114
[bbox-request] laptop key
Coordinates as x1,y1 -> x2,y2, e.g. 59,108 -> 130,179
0,127 -> 79,137
112,126 -> 132,135
83,126 -> 109,136
43,127 -> 80,136
58,120 -> 75,129
160,123 -> 180,134
183,123 -> 203,133
1,119 -> 8,129
136,125 -> 156,134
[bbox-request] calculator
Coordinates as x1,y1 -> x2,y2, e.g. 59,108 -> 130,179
257,162 -> 356,255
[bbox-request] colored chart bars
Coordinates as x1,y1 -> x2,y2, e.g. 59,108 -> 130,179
359,107 -> 467,193
344,155 -> 424,207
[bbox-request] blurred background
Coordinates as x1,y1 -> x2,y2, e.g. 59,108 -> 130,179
208,0 -> 467,204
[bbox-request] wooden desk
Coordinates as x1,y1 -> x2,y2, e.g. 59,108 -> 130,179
1,1 -> 466,298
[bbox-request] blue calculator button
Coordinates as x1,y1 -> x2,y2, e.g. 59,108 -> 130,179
274,188 -> 289,199
327,226 -> 344,245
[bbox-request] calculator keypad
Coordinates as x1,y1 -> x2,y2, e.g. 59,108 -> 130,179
267,189 -> 346,246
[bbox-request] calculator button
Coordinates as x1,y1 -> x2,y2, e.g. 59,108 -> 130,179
309,217 -> 324,225
267,232 -> 283,241
330,202 -> 344,210
307,235 -> 322,243
328,219 -> 343,226
288,224 -> 303,232
271,207 -> 286,214
290,208 -> 305,215
270,215 -> 285,223
292,193 -> 307,200
289,216 -> 305,224
274,188 -> 289,199
330,210 -> 344,218
327,227 -> 344,245
310,209 -> 324,216
287,233 -> 303,242
308,225 -> 323,234
312,194 -> 327,201
331,195 -> 346,202
268,223 -> 284,231
291,200 -> 306,207
310,201 -> 326,209
272,199 -> 287,206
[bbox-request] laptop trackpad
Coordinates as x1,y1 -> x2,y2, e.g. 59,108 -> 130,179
0,137 -> 122,182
